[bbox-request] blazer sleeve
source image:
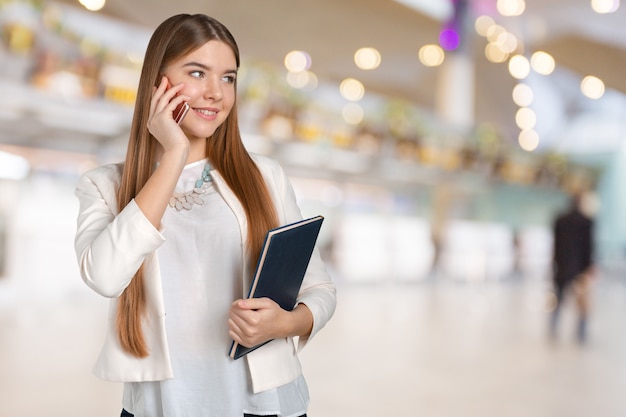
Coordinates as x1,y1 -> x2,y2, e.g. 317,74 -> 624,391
74,165 -> 166,298
262,157 -> 337,350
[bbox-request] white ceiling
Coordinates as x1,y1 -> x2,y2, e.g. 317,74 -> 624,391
3,0 -> 626,166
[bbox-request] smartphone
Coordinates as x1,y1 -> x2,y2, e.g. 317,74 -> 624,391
159,75 -> 190,124
173,101 -> 190,125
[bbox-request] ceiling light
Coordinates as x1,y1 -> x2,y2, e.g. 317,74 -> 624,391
515,107 -> 536,130
486,24 -> 506,43
509,55 -> 530,79
519,129 -> 539,151
79,0 -> 106,11
342,103 -> 364,125
591,0 -> 620,13
581,75 -> 605,99
286,70 -> 318,90
439,28 -> 460,50
530,51 -> 555,75
496,31 -> 519,53
284,50 -> 311,72
340,78 -> 365,101
485,43 -> 509,63
512,83 -> 534,107
354,47 -> 381,70
475,15 -> 495,37
419,44 -> 445,67
497,0 -> 526,16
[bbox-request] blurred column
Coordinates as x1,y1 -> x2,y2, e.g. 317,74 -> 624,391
436,53 -> 475,129
431,0 -> 475,277
435,0 -> 475,130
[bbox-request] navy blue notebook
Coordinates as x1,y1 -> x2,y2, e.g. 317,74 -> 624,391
229,215 -> 324,360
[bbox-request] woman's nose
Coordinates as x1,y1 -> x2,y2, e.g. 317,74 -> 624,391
203,76 -> 223,101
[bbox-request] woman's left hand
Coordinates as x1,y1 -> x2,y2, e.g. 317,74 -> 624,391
228,297 -> 290,348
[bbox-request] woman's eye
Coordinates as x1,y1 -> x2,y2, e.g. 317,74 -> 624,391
223,75 -> 236,84
190,70 -> 204,78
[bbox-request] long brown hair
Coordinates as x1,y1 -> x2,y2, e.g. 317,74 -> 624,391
116,14 -> 278,358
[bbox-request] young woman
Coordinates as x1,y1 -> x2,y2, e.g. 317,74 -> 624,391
74,14 -> 336,417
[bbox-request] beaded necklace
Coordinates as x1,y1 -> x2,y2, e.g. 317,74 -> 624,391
169,162 -> 213,211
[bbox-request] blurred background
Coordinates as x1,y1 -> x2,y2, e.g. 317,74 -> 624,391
2,0 -> 626,416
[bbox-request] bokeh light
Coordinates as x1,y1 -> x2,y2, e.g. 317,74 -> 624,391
79,0 -> 106,11
485,43 -> 509,63
591,0 -> 620,13
519,129 -> 539,151
340,78 -> 365,101
581,75 -> 605,99
419,44 -> 445,67
439,28 -> 460,50
354,47 -> 381,70
512,83 -> 534,107
342,103 -> 364,125
509,54 -> 530,79
497,0 -> 526,16
486,24 -> 506,43
286,70 -> 318,90
284,50 -> 311,72
531,51 -> 555,75
475,15 -> 495,37
515,107 -> 537,130
495,31 -> 519,54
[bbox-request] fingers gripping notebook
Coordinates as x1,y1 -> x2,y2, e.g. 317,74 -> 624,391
229,215 -> 324,359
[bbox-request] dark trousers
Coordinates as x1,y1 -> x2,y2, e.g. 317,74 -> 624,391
122,410 -> 307,417
550,274 -> 590,342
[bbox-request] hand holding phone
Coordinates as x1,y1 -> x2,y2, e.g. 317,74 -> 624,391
158,75 -> 189,125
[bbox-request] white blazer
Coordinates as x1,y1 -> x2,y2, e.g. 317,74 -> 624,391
74,153 -> 336,393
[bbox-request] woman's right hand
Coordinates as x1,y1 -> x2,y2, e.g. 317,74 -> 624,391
147,76 -> 191,155
134,76 -> 192,228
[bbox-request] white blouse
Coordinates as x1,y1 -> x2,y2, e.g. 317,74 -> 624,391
122,159 -> 309,417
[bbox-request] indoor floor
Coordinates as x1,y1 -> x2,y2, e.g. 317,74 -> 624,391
2,273 -> 626,417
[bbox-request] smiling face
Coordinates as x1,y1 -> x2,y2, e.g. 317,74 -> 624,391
162,40 -> 238,142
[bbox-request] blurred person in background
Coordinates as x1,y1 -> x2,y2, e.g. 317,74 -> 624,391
74,14 -> 336,417
550,191 -> 597,344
